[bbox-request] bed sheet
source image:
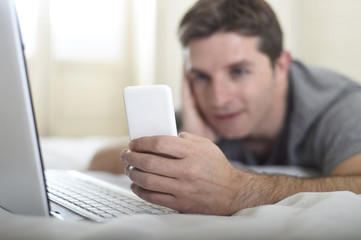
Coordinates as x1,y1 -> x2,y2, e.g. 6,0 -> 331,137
1,136 -> 360,240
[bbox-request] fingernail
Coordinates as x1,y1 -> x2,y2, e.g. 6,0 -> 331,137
120,150 -> 128,163
124,165 -> 129,176
179,132 -> 188,138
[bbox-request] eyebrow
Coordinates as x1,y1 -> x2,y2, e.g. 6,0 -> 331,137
188,68 -> 209,77
188,60 -> 254,75
228,60 -> 254,69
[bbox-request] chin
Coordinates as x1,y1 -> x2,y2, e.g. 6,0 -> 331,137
219,130 -> 248,140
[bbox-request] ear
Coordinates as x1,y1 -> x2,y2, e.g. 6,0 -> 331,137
274,50 -> 291,83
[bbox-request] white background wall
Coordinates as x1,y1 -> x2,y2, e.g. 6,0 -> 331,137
15,0 -> 361,137
269,0 -> 361,81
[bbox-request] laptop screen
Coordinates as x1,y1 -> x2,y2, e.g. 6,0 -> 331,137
0,0 -> 50,216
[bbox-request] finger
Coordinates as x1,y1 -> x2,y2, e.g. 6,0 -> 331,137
127,166 -> 181,195
122,149 -> 183,178
130,183 -> 179,211
178,132 -> 209,142
129,135 -> 192,159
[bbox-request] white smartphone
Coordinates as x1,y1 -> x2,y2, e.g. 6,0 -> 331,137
123,85 -> 178,140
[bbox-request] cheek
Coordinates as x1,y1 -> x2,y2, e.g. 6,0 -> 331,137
242,86 -> 261,106
243,74 -> 273,102
245,80 -> 276,115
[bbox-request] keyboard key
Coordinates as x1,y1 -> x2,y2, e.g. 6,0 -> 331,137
46,171 -> 177,221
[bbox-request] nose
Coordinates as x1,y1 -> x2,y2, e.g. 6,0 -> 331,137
210,78 -> 234,108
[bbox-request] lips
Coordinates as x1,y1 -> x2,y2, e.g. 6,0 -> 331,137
215,110 -> 244,121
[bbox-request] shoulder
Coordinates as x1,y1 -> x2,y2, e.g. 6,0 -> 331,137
287,60 -> 361,173
288,59 -> 361,133
289,60 -> 360,100
307,92 -> 361,174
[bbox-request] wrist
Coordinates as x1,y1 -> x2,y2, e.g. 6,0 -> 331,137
227,170 -> 259,213
230,172 -> 299,213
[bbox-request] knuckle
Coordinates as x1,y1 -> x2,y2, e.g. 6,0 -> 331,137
184,164 -> 200,182
152,138 -> 163,152
152,137 -> 169,153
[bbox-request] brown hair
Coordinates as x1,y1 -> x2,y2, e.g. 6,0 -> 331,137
178,0 -> 283,66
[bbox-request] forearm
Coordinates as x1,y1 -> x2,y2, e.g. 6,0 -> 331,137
88,139 -> 129,174
236,173 -> 361,210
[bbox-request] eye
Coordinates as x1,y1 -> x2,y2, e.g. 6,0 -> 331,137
231,68 -> 245,76
191,73 -> 210,82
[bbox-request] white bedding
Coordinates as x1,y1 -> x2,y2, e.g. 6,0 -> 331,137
1,137 -> 361,240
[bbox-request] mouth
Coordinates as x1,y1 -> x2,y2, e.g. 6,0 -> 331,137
215,110 -> 244,121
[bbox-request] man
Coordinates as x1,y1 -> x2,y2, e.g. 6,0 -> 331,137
90,0 -> 361,215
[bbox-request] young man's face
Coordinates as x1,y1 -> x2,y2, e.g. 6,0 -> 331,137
185,32 -> 286,139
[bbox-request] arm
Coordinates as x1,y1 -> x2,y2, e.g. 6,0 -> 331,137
122,133 -> 361,215
245,156 -> 361,208
241,155 -> 361,208
87,138 -> 129,174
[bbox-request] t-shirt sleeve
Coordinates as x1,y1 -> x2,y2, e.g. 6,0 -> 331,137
309,91 -> 361,174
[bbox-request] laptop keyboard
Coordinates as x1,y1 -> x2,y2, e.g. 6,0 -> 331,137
46,170 -> 176,221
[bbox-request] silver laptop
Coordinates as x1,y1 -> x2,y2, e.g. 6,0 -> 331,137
0,0 -> 176,222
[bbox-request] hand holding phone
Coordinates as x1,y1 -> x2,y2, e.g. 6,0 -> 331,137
123,85 -> 178,140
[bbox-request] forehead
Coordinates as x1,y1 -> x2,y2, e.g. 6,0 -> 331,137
185,32 -> 262,69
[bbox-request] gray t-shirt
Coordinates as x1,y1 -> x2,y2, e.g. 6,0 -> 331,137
216,60 -> 361,175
